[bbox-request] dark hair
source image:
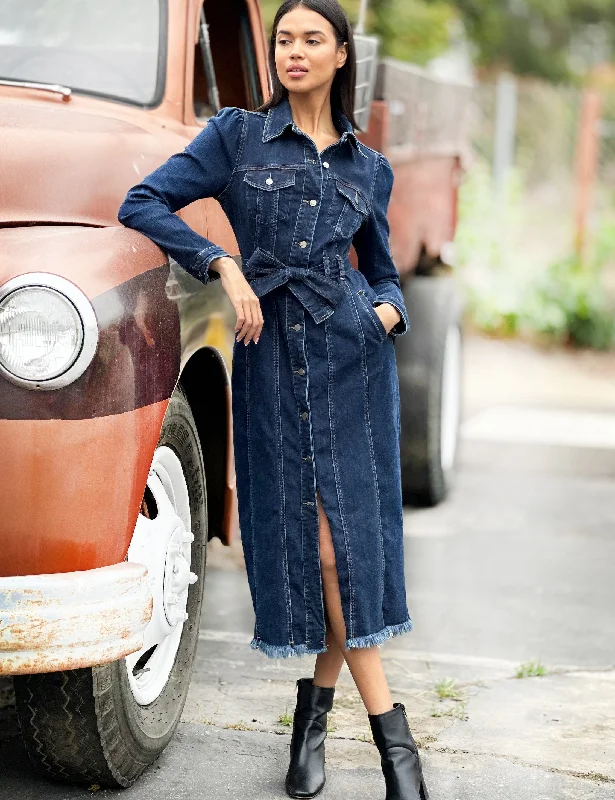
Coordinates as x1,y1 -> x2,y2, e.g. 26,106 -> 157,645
256,0 -> 358,130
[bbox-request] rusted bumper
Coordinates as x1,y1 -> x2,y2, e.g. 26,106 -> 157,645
0,563 -> 153,675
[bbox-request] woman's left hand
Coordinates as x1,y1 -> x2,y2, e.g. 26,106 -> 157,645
373,302 -> 402,335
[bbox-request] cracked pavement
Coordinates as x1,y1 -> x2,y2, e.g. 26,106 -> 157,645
2,335 -> 615,799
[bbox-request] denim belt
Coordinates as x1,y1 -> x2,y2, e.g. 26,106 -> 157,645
242,248 -> 351,324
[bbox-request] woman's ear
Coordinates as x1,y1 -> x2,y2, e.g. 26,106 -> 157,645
337,41 -> 348,69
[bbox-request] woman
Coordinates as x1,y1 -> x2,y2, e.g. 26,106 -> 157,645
118,1 -> 428,798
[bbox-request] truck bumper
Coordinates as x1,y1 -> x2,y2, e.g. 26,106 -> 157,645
0,563 -> 152,676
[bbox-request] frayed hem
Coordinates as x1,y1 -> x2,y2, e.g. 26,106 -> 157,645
250,637 -> 329,659
344,618 -> 413,650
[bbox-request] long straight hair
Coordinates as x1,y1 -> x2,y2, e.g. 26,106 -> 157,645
256,0 -> 358,130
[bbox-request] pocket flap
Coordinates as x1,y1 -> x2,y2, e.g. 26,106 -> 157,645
244,168 -> 296,191
334,179 -> 369,214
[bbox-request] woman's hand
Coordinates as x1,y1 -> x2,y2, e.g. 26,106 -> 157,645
209,256 -> 264,345
373,302 -> 401,335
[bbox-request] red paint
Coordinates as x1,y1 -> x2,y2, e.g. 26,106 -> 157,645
0,402 -> 168,576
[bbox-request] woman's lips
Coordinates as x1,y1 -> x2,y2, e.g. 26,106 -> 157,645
287,66 -> 308,77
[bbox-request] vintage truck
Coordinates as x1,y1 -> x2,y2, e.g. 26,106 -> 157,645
0,0 -> 470,787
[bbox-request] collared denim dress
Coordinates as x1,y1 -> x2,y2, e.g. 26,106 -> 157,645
118,97 -> 413,658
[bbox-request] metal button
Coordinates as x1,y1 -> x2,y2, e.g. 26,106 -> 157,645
295,367 -> 305,375
309,200 -> 317,206
265,177 -> 273,185
302,501 -> 315,506
300,411 -> 308,420
292,323 -> 302,331
323,162 -> 330,168
298,240 -> 307,248
302,455 -> 312,462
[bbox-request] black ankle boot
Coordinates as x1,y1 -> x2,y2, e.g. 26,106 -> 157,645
285,677 -> 335,799
368,702 -> 429,800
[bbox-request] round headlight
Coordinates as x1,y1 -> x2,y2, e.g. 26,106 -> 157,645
0,274 -> 99,390
0,287 -> 83,381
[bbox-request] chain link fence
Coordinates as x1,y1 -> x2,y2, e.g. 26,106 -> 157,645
457,76 -> 615,347
461,77 -> 615,269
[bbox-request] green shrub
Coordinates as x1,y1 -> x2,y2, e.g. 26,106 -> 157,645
524,253 -> 615,350
456,163 -> 615,351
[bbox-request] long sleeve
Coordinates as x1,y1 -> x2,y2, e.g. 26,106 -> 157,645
352,154 -> 410,337
117,105 -> 246,283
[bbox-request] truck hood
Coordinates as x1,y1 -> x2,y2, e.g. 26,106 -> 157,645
0,101 -> 179,226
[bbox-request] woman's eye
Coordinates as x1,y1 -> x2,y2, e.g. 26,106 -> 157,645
307,39 -> 320,45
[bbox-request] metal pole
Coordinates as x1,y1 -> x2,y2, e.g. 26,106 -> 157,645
356,0 -> 369,35
574,89 -> 603,259
493,72 -> 518,199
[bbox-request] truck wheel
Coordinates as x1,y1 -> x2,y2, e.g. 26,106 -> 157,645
396,275 -> 463,507
13,385 -> 207,787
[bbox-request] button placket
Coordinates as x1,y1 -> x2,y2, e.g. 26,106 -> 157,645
288,145 -> 324,268
282,290 -> 320,642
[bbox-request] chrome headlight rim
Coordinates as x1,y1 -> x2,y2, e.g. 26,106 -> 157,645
0,272 -> 99,391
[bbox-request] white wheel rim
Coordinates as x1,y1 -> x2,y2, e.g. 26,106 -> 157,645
125,445 -> 197,706
440,324 -> 462,474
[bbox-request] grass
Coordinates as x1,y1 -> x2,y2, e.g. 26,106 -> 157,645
516,659 -> 548,679
433,678 -> 464,701
279,709 -> 294,727
224,720 -> 254,731
430,700 -> 469,721
430,677 -> 469,721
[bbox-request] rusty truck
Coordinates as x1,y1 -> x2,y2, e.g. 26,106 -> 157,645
0,0 -> 470,786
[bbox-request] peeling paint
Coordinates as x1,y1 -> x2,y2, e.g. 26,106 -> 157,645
0,562 -> 152,675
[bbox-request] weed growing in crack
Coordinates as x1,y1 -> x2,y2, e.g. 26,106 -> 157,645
434,678 -> 464,701
224,720 -> 254,731
431,700 -> 469,721
516,660 -> 547,678
430,678 -> 469,721
278,709 -> 293,727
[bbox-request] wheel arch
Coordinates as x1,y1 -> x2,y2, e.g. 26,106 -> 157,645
179,345 -> 232,545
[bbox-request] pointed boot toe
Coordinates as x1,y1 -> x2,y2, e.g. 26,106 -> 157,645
368,702 -> 429,800
285,677 -> 335,799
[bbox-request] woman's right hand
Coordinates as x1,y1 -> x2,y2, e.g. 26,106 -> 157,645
209,256 -> 264,345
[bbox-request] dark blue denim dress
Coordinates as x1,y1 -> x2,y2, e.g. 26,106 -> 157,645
118,97 -> 413,658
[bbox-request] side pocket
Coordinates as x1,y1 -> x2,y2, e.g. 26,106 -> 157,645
357,289 -> 388,342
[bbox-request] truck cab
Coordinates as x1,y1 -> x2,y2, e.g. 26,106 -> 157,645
0,0 -> 269,787
0,0 -> 469,787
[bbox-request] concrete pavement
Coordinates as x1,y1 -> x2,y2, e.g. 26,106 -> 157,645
2,334 -> 615,799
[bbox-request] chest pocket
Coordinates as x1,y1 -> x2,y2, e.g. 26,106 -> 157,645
243,167 -> 297,224
326,178 -> 370,239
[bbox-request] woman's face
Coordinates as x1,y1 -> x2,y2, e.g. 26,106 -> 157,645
274,6 -> 347,95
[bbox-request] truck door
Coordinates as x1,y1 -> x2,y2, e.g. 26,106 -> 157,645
191,0 -> 264,123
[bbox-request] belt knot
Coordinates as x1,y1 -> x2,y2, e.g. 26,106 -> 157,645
242,249 -> 350,323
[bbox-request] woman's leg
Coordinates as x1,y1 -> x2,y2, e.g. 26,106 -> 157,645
314,491 -> 394,716
313,609 -> 345,688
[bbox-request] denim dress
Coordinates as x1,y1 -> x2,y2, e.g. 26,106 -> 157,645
118,97 -> 413,658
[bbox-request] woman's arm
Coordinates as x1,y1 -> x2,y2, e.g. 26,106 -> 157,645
352,154 -> 410,337
118,107 -> 263,346
117,106 -> 246,283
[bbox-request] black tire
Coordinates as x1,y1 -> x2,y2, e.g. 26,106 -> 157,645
13,386 -> 207,787
396,275 -> 463,507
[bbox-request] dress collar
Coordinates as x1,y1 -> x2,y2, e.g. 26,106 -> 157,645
262,96 -> 364,155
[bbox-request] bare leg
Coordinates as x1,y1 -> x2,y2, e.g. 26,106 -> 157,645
313,609 -> 345,689
314,490 -> 394,716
